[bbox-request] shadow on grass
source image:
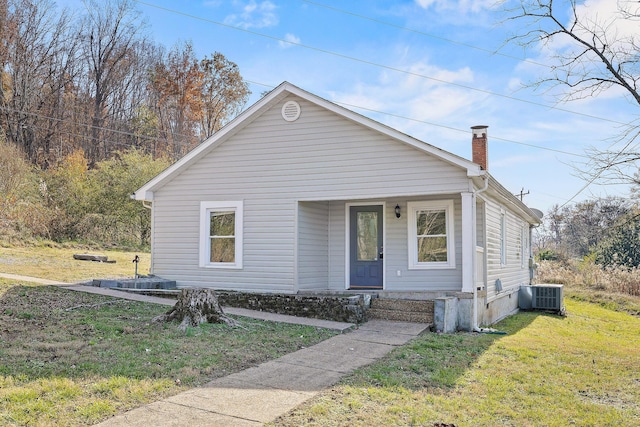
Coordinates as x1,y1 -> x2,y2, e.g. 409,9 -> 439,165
341,309 -> 557,391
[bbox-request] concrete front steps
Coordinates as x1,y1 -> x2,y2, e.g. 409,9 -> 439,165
368,298 -> 434,324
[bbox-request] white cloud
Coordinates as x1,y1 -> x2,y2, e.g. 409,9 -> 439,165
414,0 -> 498,14
329,59 -> 488,146
278,33 -> 300,49
224,1 -> 278,29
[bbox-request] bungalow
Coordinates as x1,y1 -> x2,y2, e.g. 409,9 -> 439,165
134,81 -> 541,331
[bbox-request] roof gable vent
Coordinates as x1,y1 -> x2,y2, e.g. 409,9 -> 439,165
281,100 -> 301,122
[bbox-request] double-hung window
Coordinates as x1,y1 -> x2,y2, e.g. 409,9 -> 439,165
408,200 -> 455,269
199,201 -> 243,268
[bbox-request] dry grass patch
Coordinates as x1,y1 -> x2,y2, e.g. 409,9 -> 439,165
273,299 -> 640,426
0,245 -> 150,283
537,259 -> 640,316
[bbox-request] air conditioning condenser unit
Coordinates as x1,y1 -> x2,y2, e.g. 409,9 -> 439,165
519,284 -> 565,315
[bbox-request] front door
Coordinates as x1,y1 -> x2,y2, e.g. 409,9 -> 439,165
349,205 -> 383,289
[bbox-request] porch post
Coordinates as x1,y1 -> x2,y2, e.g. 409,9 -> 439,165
461,192 -> 475,293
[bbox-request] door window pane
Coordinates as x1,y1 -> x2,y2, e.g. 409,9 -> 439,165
357,212 -> 378,261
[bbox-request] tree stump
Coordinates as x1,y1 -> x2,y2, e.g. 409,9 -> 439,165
153,288 -> 238,330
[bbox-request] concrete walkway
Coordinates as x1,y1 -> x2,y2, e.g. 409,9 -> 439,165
0,272 -> 68,285
95,319 -> 427,426
1,273 -> 429,426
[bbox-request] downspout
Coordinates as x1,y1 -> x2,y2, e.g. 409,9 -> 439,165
472,174 -> 489,332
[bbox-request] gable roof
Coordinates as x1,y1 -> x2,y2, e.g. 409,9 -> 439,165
133,81 -> 484,201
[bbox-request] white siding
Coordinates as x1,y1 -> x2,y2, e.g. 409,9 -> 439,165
298,201 -> 329,290
484,197 -> 530,301
384,197 -> 463,291
327,201 -> 346,290
151,95 -> 470,291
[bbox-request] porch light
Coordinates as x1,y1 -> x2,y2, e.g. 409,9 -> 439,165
395,204 -> 401,218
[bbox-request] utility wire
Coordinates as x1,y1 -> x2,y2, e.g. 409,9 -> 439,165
301,0 -> 551,69
335,99 -> 589,158
0,83 -> 587,159
133,0 -> 631,127
0,105 -> 198,148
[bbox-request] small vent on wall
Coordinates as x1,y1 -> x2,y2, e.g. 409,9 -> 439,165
281,100 -> 301,122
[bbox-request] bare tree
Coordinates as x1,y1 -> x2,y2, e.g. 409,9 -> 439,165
505,0 -> 640,184
199,52 -> 250,139
0,0 -> 79,167
79,0 -> 147,164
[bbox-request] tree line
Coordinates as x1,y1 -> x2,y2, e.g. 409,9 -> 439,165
535,197 -> 640,269
0,0 -> 250,169
0,0 -> 250,247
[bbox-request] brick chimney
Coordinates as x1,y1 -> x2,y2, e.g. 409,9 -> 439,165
471,125 -> 488,171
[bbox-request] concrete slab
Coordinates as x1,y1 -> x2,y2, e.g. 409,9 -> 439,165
94,400 -> 260,427
357,319 -> 429,336
217,360 -> 346,392
307,334 -> 396,359
347,328 -> 424,346
166,384 -> 314,423
274,346 -> 379,373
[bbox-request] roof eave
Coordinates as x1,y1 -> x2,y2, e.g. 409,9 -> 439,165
486,174 -> 542,225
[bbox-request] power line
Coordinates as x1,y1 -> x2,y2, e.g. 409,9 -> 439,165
132,0 -> 632,127
333,98 -> 588,158
301,0 -> 552,69
0,105 -> 198,148
0,80 -> 587,159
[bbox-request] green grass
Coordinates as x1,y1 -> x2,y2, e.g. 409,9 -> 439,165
273,299 -> 640,426
0,277 -> 338,426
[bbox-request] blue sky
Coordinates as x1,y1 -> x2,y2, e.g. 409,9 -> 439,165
66,0 -> 637,213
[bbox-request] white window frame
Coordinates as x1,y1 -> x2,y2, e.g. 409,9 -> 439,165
407,200 -> 455,270
199,201 -> 243,269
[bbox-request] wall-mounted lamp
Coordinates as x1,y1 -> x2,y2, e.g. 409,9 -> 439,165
395,204 -> 401,219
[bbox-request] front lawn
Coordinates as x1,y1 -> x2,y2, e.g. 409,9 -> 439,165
0,280 -> 338,426
273,298 -> 640,426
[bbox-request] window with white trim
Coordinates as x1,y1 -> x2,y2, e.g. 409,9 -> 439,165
199,201 -> 243,268
408,200 -> 455,269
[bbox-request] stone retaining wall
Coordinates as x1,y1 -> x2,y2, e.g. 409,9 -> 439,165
217,291 -> 368,324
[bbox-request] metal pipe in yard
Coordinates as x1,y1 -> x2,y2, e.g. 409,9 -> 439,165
133,255 -> 140,288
